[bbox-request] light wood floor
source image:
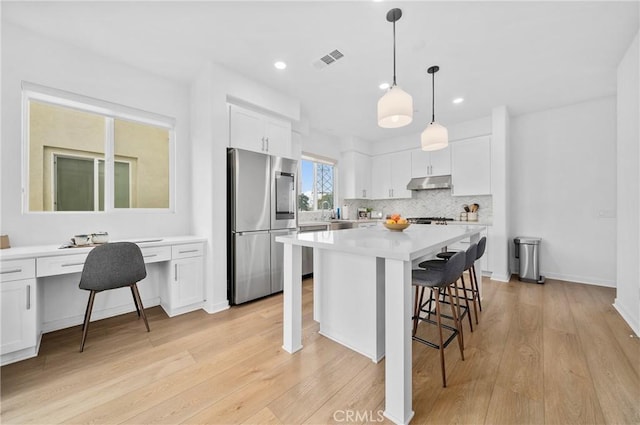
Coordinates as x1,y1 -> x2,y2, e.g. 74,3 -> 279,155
1,276 -> 639,424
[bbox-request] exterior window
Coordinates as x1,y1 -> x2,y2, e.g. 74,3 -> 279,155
23,83 -> 174,212
299,156 -> 335,212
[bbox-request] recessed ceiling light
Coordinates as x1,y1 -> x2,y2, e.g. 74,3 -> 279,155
379,82 -> 390,90
274,61 -> 287,70
453,97 -> 464,104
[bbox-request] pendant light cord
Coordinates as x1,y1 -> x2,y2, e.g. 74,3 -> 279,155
392,20 -> 397,86
431,71 -> 435,123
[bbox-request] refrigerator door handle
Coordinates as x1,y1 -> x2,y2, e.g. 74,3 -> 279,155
236,230 -> 270,236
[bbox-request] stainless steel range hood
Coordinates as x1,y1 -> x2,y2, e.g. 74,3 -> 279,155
406,175 -> 452,190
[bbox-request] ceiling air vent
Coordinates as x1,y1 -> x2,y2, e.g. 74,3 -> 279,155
313,49 -> 344,69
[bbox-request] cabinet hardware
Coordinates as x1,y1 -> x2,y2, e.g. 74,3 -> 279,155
26,285 -> 31,310
179,249 -> 199,254
143,254 -> 157,258
62,262 -> 85,267
1,268 -> 22,274
174,264 -> 178,281
261,137 -> 265,151
265,137 -> 269,152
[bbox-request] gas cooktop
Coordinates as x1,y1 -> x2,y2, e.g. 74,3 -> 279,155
406,217 -> 455,225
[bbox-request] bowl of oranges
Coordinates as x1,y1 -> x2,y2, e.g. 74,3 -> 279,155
384,214 -> 410,231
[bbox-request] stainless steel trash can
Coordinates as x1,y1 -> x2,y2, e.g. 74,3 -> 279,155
514,237 -> 544,283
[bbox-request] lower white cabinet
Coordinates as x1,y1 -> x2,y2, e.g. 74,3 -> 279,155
1,259 -> 38,359
161,243 -> 205,317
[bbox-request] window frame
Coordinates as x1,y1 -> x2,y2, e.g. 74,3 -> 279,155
21,82 -> 176,214
299,154 -> 337,212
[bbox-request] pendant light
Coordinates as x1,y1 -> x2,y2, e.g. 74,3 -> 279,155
421,65 -> 449,151
377,8 -> 413,128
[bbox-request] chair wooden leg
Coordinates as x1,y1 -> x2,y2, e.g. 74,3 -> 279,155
447,285 -> 464,362
467,268 -> 479,324
434,288 -> 447,388
131,284 -> 150,332
80,290 -> 96,352
130,286 -> 141,317
459,274 -> 474,332
471,265 -> 483,312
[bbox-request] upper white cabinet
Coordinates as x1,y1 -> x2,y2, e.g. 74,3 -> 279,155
229,104 -> 293,159
451,136 -> 491,196
371,151 -> 412,199
410,146 -> 451,178
341,151 -> 372,199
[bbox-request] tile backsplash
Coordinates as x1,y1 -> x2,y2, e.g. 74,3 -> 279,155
342,190 -> 493,222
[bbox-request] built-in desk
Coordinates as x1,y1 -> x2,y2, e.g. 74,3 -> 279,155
0,236 -> 206,366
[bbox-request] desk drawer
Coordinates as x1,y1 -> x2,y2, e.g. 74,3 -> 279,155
1,259 -> 36,282
37,253 -> 89,277
172,243 -> 204,259
140,246 -> 171,263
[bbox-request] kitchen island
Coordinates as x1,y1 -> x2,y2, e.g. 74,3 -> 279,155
276,224 -> 482,425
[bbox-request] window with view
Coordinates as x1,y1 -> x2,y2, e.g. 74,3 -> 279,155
299,156 -> 335,212
23,83 -> 174,212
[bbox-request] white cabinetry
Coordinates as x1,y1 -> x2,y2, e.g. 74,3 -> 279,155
229,104 -> 293,158
341,151 -> 372,199
451,136 -> 491,196
371,151 -> 412,199
1,259 -> 37,359
410,146 -> 451,177
162,243 -> 205,317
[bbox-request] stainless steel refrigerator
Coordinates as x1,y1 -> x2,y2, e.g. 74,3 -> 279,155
227,148 -> 298,305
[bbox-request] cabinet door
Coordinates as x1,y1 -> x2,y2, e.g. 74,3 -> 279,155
410,149 -> 430,178
340,151 -> 358,199
429,145 -> 451,176
265,117 -> 292,158
1,279 -> 37,355
171,257 -> 204,309
451,136 -> 491,196
356,153 -> 372,199
229,105 -> 267,153
390,151 -> 412,199
371,155 -> 391,199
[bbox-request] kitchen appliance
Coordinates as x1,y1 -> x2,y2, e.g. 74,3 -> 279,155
228,148 -> 298,304
407,217 -> 455,225
406,175 -> 452,190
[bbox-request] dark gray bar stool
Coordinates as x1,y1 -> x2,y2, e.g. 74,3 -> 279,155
419,243 -> 478,330
411,250 -> 465,388
78,242 -> 150,352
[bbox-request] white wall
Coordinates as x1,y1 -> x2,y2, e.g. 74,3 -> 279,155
301,129 -> 343,162
614,32 -> 640,336
510,97 -> 617,286
0,23 -> 192,245
190,60 -> 300,313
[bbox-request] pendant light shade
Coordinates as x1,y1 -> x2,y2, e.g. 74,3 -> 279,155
378,85 -> 413,128
421,122 -> 449,151
421,65 -> 448,151
377,8 -> 413,128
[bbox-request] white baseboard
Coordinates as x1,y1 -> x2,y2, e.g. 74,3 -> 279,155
490,272 -> 511,282
542,272 -> 615,288
42,297 -> 161,333
613,299 -> 640,337
204,299 -> 230,314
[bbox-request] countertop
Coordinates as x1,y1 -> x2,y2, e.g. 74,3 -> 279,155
276,224 -> 482,262
298,219 -> 382,226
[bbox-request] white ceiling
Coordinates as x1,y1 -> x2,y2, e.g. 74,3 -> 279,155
3,1 -> 638,142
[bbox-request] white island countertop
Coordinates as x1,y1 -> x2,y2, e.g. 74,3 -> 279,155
277,224 -> 481,261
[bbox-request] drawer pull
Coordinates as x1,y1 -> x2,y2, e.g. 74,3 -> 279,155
143,254 -> 158,258
1,268 -> 22,275
62,262 -> 85,267
26,285 -> 31,310
174,264 -> 178,281
179,249 -> 199,254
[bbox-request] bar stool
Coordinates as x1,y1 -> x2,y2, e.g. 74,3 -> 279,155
434,236 -> 486,315
411,250 -> 465,388
418,243 -> 477,330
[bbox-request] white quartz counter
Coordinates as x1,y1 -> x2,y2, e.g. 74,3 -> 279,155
277,224 -> 480,262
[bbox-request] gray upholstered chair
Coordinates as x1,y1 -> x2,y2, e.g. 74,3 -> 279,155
411,250 -> 465,388
79,242 -> 149,352
418,243 -> 478,331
